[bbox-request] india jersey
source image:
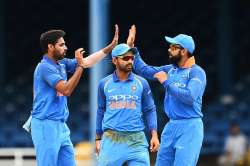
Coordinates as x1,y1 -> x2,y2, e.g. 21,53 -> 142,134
32,55 -> 77,121
133,48 -> 206,120
96,71 -> 157,134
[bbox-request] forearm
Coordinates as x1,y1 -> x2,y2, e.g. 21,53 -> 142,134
59,67 -> 83,96
144,107 -> 157,131
83,50 -> 106,68
151,129 -> 158,139
163,79 -> 201,105
102,43 -> 114,54
96,108 -> 104,136
134,52 -> 160,80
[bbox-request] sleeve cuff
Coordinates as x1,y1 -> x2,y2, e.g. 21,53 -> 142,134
96,129 -> 103,135
52,78 -> 64,88
162,79 -> 172,89
133,47 -> 140,57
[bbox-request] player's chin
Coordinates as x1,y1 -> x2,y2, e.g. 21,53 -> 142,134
60,55 -> 65,60
126,67 -> 132,72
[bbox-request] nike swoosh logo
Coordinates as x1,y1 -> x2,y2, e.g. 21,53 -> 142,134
176,146 -> 184,149
108,88 -> 117,93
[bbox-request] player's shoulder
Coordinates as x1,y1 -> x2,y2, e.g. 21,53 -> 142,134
191,64 -> 206,75
37,61 -> 56,72
99,74 -> 113,86
133,73 -> 149,85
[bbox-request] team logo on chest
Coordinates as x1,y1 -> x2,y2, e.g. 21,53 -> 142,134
131,85 -> 137,92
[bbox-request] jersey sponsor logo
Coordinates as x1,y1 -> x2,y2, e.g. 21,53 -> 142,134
181,74 -> 188,78
191,78 -> 202,84
108,94 -> 138,110
109,101 -> 136,110
108,94 -> 139,101
174,82 -> 186,88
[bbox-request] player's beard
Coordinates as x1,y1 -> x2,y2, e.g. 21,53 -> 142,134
117,62 -> 133,73
169,52 -> 182,66
53,49 -> 66,61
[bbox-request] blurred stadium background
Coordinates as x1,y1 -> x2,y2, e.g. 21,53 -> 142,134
0,0 -> 250,165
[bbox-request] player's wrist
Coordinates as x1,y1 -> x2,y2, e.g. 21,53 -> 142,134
95,134 -> 102,141
95,138 -> 101,141
151,129 -> 158,137
77,64 -> 84,70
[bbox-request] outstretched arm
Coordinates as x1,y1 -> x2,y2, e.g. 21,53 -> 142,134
83,24 -> 119,68
127,25 -> 171,80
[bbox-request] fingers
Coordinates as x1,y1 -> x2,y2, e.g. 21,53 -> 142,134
127,24 -> 136,47
153,73 -> 159,78
95,148 -> 100,156
115,24 -> 119,38
130,24 -> 136,36
150,142 -> 153,151
113,24 -> 119,43
95,140 -> 101,156
75,48 -> 85,55
150,142 -> 159,152
75,48 -> 85,66
150,143 -> 156,152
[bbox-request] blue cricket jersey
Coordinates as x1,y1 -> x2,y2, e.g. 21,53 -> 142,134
32,55 -> 77,121
96,71 -> 157,135
133,48 -> 206,120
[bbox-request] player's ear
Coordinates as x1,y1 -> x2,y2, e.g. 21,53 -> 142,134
112,57 -> 117,65
182,48 -> 188,56
48,44 -> 54,51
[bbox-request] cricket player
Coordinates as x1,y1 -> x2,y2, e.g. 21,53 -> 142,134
95,43 -> 160,166
127,25 -> 207,166
31,25 -> 118,166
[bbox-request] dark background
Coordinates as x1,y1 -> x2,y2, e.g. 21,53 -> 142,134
1,0 -> 250,165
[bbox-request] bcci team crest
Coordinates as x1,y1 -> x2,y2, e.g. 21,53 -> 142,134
131,85 -> 136,92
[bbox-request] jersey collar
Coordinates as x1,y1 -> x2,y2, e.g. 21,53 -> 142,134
113,71 -> 134,82
42,55 -> 58,65
181,56 -> 196,68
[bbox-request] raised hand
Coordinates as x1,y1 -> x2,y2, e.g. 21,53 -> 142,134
127,25 -> 136,47
75,48 -> 85,67
102,24 -> 119,54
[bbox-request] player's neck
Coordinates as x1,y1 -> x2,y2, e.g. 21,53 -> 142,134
178,56 -> 195,68
47,53 -> 58,63
116,69 -> 130,81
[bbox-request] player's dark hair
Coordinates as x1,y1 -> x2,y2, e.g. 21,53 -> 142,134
40,30 -> 66,54
187,51 -> 193,58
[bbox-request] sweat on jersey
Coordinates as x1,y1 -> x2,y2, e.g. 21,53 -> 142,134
32,55 -> 77,122
133,48 -> 207,120
96,71 -> 157,135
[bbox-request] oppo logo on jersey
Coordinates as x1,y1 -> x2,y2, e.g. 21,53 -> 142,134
108,95 -> 139,101
174,82 -> 186,88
